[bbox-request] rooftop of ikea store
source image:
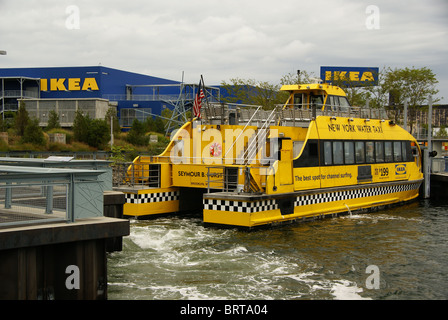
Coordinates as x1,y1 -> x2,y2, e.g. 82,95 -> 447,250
0,66 -> 181,99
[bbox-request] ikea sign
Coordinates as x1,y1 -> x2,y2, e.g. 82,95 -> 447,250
40,77 -> 99,91
395,164 -> 407,176
320,66 -> 379,87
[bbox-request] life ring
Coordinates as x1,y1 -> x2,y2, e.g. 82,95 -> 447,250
210,142 -> 222,157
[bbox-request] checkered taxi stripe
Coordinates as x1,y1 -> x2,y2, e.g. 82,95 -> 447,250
204,182 -> 420,213
294,183 -> 420,207
203,199 -> 277,213
125,191 -> 180,204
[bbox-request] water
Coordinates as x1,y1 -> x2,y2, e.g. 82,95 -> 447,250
107,199 -> 448,300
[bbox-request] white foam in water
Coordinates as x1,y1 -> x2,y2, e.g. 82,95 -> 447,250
129,225 -> 188,251
330,280 -> 371,300
113,219 -> 378,300
285,273 -> 371,300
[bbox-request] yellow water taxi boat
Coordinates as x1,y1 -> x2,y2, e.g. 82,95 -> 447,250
116,83 -> 423,228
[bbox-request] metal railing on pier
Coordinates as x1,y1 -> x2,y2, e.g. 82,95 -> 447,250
0,183 -> 69,227
0,165 -> 106,228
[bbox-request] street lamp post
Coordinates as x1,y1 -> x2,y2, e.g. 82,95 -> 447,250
1,50 -> 6,122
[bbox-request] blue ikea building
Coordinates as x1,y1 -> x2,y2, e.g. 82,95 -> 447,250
0,66 -> 186,129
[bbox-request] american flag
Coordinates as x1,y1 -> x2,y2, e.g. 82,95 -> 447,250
193,77 -> 205,119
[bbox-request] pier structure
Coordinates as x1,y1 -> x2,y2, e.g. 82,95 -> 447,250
0,159 -> 129,300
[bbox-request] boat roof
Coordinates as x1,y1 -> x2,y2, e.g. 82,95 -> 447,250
280,83 -> 347,97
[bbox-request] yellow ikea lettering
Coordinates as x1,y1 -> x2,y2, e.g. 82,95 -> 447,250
40,78 -> 99,91
334,71 -> 347,81
349,71 -> 359,81
81,78 -> 99,91
361,72 -> 374,82
325,71 -> 375,83
40,79 -> 48,91
51,78 -> 66,91
68,78 -> 81,91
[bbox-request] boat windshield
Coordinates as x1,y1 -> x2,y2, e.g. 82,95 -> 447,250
310,94 -> 324,108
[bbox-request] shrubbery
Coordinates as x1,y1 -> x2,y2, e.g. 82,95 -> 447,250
0,105 -> 170,158
73,111 -> 110,149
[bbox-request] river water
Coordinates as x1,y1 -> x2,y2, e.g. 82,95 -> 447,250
107,199 -> 448,300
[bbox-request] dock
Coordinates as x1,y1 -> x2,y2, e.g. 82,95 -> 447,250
0,158 -> 129,300
429,172 -> 448,199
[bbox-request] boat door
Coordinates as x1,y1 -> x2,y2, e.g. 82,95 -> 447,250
279,138 -> 293,185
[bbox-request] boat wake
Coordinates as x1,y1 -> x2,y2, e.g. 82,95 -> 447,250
108,217 -> 374,300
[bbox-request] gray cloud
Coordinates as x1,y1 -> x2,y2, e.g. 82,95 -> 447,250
0,0 -> 447,102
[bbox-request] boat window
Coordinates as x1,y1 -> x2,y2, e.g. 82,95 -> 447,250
355,141 -> 365,163
333,96 -> 340,107
394,141 -> 402,162
310,94 -> 324,108
402,141 -> 411,162
326,95 -> 335,110
366,141 -> 375,163
324,141 -> 332,165
333,141 -> 344,165
344,141 -> 355,164
385,141 -> 393,162
339,97 -> 350,112
294,94 -> 303,108
375,141 -> 384,163
293,141 -> 304,158
339,97 -> 350,108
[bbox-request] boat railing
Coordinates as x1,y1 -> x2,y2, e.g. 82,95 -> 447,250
202,103 -> 275,127
201,102 -> 390,127
205,165 -> 272,194
242,107 -> 278,165
206,166 -> 226,193
277,103 -> 389,122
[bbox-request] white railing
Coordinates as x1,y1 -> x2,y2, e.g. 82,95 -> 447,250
102,94 -> 191,101
1,90 -> 40,98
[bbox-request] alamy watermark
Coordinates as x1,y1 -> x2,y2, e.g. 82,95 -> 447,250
169,124 -> 280,171
65,265 -> 80,290
365,265 -> 380,289
365,5 -> 380,30
65,5 -> 80,30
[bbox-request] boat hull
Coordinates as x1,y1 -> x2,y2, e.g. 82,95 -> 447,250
203,179 -> 422,228
122,187 -> 180,218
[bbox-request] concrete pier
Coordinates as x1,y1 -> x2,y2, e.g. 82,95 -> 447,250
0,216 -> 128,299
429,173 -> 448,199
0,161 -> 129,300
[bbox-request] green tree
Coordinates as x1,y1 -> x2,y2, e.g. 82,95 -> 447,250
279,70 -> 317,86
363,66 -> 389,109
87,119 -> 110,149
220,78 -> 285,109
21,118 -> 45,146
383,66 -> 439,107
126,119 -> 149,146
73,110 -> 90,143
46,110 -> 61,131
382,66 -> 440,132
14,101 -> 30,136
73,111 -> 110,149
105,107 -> 120,135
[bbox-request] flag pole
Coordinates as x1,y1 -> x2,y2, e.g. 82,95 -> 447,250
201,75 -> 209,106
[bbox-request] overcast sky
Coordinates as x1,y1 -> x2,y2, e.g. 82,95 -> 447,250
0,0 -> 447,102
